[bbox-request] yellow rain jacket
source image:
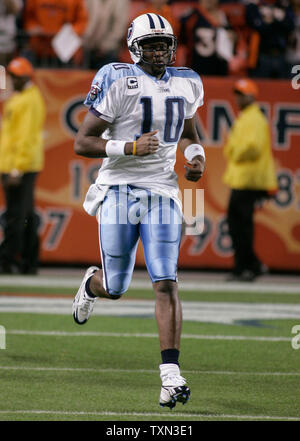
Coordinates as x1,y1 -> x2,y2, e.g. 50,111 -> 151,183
0,84 -> 45,173
223,103 -> 277,191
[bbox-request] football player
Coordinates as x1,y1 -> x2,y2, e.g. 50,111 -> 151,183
72,13 -> 206,409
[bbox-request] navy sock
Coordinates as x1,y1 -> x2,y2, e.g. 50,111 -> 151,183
161,349 -> 180,366
85,276 -> 97,298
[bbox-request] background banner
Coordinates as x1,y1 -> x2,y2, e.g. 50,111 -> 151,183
0,70 -> 299,270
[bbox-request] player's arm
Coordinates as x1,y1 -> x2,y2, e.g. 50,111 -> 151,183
178,116 -> 205,182
74,110 -> 111,158
74,110 -> 159,158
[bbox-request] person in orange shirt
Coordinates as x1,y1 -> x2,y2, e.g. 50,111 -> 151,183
23,0 -> 88,66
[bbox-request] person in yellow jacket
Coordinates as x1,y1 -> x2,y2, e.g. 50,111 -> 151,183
0,57 -> 45,274
223,78 -> 278,281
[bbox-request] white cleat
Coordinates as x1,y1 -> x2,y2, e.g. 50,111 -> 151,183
159,363 -> 190,409
72,266 -> 99,325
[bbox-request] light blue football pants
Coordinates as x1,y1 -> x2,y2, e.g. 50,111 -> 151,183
98,185 -> 182,296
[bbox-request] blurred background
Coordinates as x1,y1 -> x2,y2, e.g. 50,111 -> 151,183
0,0 -> 299,274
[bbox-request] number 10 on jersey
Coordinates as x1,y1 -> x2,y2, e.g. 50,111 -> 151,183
138,96 -> 185,143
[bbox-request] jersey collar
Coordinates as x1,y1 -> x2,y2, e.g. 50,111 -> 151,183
135,64 -> 170,83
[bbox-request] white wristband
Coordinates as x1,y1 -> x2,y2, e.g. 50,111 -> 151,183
105,140 -> 126,157
184,144 -> 205,162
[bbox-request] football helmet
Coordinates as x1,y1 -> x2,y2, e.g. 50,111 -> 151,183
127,13 -> 177,65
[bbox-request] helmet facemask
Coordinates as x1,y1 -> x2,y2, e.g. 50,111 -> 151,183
129,35 -> 177,66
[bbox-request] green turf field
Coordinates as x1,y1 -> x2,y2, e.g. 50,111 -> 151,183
0,284 -> 300,421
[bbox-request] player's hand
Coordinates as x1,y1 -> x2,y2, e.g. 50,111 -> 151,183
184,156 -> 205,182
135,131 -> 159,156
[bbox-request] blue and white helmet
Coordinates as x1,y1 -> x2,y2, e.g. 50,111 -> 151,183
127,13 -> 177,64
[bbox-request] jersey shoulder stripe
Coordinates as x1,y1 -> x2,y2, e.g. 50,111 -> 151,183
84,63 -> 143,107
167,66 -> 202,81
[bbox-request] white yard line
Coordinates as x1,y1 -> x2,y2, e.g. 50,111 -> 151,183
1,296 -> 300,323
6,329 -> 293,342
0,409 -> 299,421
0,365 -> 299,376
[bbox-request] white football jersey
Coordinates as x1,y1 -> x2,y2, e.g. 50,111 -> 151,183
83,62 -> 204,215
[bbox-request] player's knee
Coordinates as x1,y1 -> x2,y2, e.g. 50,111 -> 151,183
106,272 -> 130,297
149,257 -> 177,280
155,279 -> 177,295
108,294 -> 122,300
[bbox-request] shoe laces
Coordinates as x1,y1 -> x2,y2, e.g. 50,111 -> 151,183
81,294 -> 95,313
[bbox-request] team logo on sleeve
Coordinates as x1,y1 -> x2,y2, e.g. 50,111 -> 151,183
88,84 -> 101,101
127,77 -> 138,89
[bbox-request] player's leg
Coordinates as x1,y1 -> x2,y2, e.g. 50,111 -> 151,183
140,196 -> 182,350
73,186 -> 140,324
153,279 -> 182,351
140,195 -> 190,408
153,279 -> 189,408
